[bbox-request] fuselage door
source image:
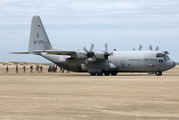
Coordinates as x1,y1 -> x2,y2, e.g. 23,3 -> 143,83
158,59 -> 164,71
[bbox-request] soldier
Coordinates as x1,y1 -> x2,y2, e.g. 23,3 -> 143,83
30,65 -> 33,73
5,66 -> 8,73
40,65 -> 43,73
54,66 -> 57,73
35,65 -> 40,73
48,65 -> 51,73
16,65 -> 18,73
23,65 -> 26,73
59,67 -> 64,73
52,65 -> 55,73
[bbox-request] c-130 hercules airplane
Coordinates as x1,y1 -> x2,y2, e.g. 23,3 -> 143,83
12,15 -> 176,76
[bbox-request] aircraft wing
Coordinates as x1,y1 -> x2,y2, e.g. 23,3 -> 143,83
33,50 -> 76,55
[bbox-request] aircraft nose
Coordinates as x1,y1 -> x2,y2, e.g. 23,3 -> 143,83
165,60 -> 176,70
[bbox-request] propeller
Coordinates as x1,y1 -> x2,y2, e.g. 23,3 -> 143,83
149,45 -> 159,51
104,43 -> 111,66
104,43 -> 110,59
132,44 -> 142,51
83,43 -> 96,65
139,44 -> 142,51
149,45 -> 153,50
156,46 -> 159,51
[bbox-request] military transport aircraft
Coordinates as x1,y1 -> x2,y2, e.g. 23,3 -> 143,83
11,15 -> 176,76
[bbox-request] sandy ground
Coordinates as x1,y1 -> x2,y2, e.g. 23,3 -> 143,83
0,66 -> 179,120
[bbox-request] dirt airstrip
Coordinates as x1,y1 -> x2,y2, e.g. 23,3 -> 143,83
0,66 -> 179,120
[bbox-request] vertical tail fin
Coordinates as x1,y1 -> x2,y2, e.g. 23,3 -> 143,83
28,16 -> 52,53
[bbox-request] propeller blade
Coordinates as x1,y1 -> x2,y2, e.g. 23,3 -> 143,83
105,43 -> 108,52
149,45 -> 153,50
90,43 -> 94,53
83,47 -> 88,53
92,55 -> 96,62
85,58 -> 88,66
156,46 -> 159,51
139,44 -> 142,50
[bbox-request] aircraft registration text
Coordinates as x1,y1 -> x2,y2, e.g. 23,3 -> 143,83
34,40 -> 44,44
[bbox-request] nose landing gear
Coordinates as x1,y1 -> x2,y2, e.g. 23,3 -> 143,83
155,71 -> 162,76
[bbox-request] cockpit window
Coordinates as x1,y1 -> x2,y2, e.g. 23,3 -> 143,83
156,53 -> 170,60
164,54 -> 170,60
156,53 -> 164,58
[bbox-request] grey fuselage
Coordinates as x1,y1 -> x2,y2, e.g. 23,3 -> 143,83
41,50 -> 176,73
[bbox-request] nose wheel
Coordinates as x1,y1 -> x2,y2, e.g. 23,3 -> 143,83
155,71 -> 162,76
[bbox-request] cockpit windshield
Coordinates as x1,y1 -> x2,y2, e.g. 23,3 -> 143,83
156,53 -> 170,60
164,54 -> 170,60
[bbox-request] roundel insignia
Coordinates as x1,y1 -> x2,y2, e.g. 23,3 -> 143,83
35,32 -> 39,39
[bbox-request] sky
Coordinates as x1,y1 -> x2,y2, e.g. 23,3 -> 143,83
0,0 -> 179,63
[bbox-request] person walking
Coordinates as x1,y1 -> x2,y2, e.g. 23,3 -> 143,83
52,65 -> 55,73
16,65 -> 18,73
35,65 -> 40,73
40,65 -> 43,73
59,67 -> 64,73
30,65 -> 33,73
23,65 -> 26,73
5,66 -> 8,73
48,65 -> 52,73
54,66 -> 57,73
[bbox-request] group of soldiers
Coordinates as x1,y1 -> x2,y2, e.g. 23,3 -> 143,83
48,65 -> 57,73
48,65 -> 69,73
5,65 -> 69,73
5,65 -> 43,73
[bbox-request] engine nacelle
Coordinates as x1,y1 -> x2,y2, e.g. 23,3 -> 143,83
94,52 -> 105,59
71,51 -> 87,59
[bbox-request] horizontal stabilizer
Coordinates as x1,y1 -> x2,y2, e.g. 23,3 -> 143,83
33,50 -> 76,55
10,52 -> 29,54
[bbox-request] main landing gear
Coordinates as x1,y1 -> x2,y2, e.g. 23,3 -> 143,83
155,71 -> 162,76
90,73 -> 104,76
90,72 -> 117,76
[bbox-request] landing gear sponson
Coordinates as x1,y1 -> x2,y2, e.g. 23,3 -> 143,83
90,72 -> 163,76
90,72 -> 117,76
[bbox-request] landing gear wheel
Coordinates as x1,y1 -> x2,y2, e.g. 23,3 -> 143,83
104,72 -> 110,76
111,72 -> 117,76
155,71 -> 162,76
90,73 -> 96,76
97,73 -> 103,76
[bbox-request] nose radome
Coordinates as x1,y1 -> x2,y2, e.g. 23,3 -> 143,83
173,61 -> 176,68
165,60 -> 176,70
